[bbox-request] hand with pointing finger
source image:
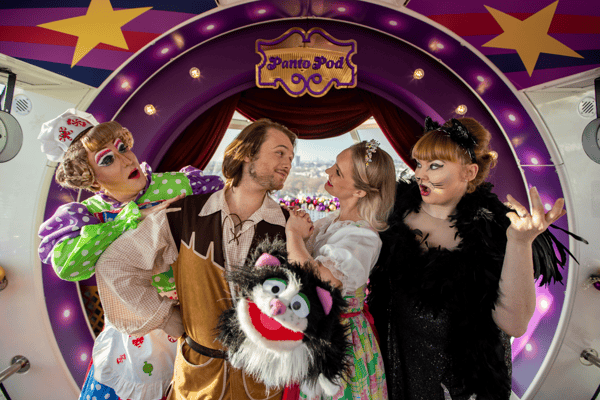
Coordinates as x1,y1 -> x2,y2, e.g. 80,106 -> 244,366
140,193 -> 186,221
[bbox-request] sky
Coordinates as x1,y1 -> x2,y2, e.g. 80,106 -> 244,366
209,127 -> 406,165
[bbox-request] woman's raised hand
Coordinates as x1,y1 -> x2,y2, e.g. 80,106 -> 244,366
505,187 -> 566,244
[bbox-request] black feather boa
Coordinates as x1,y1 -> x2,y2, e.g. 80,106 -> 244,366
368,179 -> 567,400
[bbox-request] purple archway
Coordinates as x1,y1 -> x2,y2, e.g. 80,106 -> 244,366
41,1 -> 571,395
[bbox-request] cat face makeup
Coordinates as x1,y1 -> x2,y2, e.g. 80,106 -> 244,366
414,158 -> 470,207
86,137 -> 146,202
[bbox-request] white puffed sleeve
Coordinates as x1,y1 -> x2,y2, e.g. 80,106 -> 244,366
314,224 -> 382,294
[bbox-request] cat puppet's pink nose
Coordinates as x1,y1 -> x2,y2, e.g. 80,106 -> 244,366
269,298 -> 287,316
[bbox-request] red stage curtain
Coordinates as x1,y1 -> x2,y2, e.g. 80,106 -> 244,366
236,87 -> 371,139
156,93 -> 241,172
361,91 -> 421,169
157,87 -> 422,172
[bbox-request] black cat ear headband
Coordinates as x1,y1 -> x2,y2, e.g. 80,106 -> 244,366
424,116 -> 477,163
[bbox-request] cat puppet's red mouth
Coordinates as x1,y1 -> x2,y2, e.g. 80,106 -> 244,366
247,301 -> 304,342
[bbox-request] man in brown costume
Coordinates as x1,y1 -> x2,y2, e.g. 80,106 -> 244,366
96,119 -> 296,399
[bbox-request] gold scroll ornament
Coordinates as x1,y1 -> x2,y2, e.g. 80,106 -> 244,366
256,28 -> 357,98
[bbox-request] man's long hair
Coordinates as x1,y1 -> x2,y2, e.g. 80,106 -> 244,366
222,118 -> 297,188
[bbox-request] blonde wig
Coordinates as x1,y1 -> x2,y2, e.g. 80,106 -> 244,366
349,141 -> 397,231
55,121 -> 134,192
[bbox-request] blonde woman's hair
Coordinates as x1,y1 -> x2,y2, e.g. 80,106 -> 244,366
349,141 -> 396,231
55,121 -> 134,192
412,117 -> 497,193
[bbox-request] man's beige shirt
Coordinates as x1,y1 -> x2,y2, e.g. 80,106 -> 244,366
95,189 -> 286,338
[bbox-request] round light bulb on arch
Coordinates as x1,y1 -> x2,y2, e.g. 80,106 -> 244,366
413,68 -> 424,80
189,67 -> 201,79
455,105 -> 468,115
144,104 -> 157,115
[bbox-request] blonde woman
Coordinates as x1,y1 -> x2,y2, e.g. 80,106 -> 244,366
286,140 -> 396,400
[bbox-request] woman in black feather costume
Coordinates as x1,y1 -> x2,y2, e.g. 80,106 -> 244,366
367,117 -> 575,400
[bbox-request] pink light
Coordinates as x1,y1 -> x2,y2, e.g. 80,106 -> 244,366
536,294 -> 552,315
337,6 -> 347,12
512,285 -> 554,360
389,20 -> 398,26
59,304 -> 75,324
74,344 -> 93,366
523,339 -> 538,358
503,109 -> 524,128
248,6 -> 273,19
116,76 -> 135,93
199,22 -> 220,34
160,47 -> 169,55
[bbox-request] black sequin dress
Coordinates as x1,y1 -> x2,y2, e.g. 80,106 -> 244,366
368,180 -> 566,400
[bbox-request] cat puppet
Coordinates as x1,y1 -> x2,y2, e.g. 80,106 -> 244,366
217,238 -> 350,396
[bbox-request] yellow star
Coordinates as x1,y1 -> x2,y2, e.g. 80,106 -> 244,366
482,1 -> 583,76
38,0 -> 152,67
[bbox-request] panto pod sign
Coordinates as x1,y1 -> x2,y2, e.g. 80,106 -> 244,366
256,27 -> 357,97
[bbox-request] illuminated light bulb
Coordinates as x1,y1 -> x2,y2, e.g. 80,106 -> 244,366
508,114 -> 517,122
160,47 -> 169,55
477,75 -> 485,82
540,299 -> 549,310
63,309 -> 71,318
81,353 -> 88,361
525,343 -> 533,352
428,39 -> 445,52
257,8 -> 267,14
489,151 -> 498,160
544,203 -> 552,211
455,105 -> 468,115
144,104 -> 157,115
413,68 -> 424,80
511,136 -> 524,147
172,33 -> 185,49
121,81 -> 130,90
531,157 -> 539,165
189,67 -> 201,79
389,20 -> 398,26
206,24 -> 215,31
337,7 -> 347,12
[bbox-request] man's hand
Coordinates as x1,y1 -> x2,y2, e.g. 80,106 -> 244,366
140,194 -> 186,221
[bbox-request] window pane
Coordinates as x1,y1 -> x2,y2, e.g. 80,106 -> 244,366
200,124 -> 413,221
357,128 -> 414,179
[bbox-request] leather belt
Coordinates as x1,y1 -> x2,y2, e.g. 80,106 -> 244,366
184,335 -> 227,360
